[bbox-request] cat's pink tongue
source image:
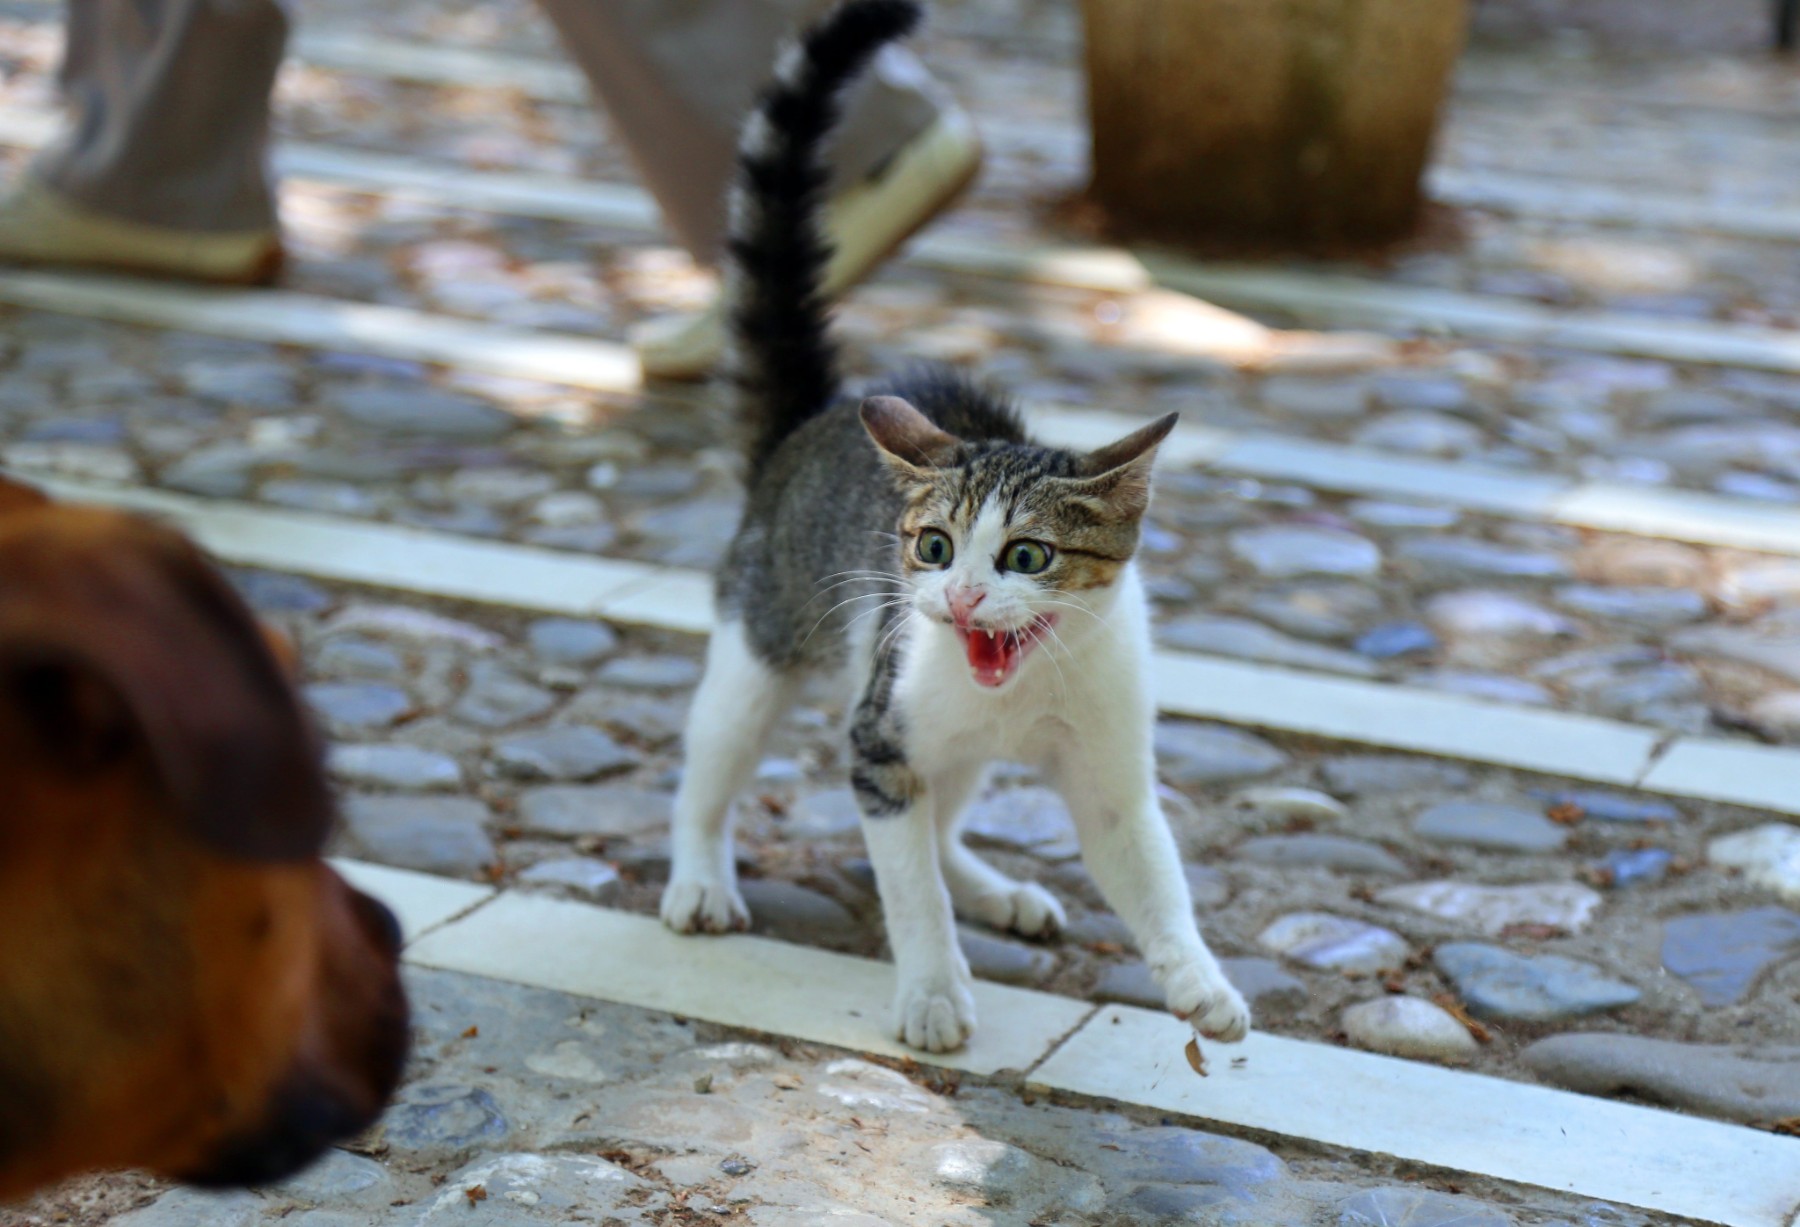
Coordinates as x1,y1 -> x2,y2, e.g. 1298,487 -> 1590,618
964,628 -> 1016,688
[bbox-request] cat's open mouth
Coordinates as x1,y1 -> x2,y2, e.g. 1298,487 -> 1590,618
955,615 -> 1056,688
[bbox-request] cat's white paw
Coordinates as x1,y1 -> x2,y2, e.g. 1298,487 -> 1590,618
970,882 -> 1067,940
660,877 -> 750,935
892,974 -> 978,1053
1165,962 -> 1252,1042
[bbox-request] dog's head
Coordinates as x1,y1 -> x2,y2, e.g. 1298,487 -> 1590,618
0,479 -> 407,1199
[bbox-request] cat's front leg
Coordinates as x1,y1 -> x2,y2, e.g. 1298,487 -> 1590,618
852,698 -> 975,1052
1055,751 -> 1250,1043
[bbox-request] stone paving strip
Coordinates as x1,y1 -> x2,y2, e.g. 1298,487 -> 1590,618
348,858 -> 1800,1227
0,269 -> 642,393
27,472 -> 1800,818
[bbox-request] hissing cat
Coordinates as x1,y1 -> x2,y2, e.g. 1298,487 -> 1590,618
660,0 -> 1250,1054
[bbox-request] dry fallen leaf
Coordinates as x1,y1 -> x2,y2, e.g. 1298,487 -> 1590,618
1432,993 -> 1494,1044
1184,1036 -> 1209,1077
460,1025 -> 479,1039
1768,1116 -> 1800,1137
1547,802 -> 1585,826
465,1185 -> 488,1205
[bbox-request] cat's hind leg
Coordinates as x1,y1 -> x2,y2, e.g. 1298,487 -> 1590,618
933,764 -> 1066,939
661,620 -> 796,934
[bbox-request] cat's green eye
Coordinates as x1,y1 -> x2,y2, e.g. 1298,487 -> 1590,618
1003,540 -> 1053,574
916,529 -> 954,567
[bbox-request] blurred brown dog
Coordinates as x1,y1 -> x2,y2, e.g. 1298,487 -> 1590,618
0,477 -> 408,1201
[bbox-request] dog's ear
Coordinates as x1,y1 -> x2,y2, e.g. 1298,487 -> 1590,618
0,513 -> 334,860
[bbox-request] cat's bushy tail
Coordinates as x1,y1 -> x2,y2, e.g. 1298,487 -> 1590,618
728,0 -> 922,476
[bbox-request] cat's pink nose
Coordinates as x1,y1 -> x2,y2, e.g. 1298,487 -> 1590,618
948,586 -> 987,626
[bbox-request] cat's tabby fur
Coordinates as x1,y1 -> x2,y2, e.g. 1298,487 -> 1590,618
660,0 -> 1250,1053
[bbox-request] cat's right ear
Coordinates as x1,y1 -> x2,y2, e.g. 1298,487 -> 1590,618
860,397 -> 960,476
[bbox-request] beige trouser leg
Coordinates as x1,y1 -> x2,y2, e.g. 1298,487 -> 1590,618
34,0 -> 287,233
534,0 -> 948,264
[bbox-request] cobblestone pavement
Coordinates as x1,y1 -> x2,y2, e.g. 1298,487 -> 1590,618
1,0 -> 1798,1222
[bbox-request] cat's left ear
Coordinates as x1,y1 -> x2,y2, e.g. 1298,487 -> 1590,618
861,396 -> 961,478
1069,413 -> 1178,520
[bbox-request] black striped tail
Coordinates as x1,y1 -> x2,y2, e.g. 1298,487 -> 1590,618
728,0 -> 923,475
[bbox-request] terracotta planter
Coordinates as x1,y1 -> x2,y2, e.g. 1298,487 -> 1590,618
1082,0 -> 1469,248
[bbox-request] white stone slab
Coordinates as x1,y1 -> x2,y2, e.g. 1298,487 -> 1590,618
1216,433 -> 1567,518
15,476 -> 663,617
328,858 -> 495,944
1032,1004 -> 1800,1227
1430,167 -> 1800,244
592,567 -> 717,635
1640,738 -> 1800,817
291,30 -> 591,102
405,892 -> 1094,1076
1151,262 -> 1800,375
1153,651 -> 1661,785
1553,482 -> 1800,557
0,270 -> 641,391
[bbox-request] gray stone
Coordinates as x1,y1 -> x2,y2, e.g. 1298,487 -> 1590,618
1248,582 -> 1384,640
518,856 -> 624,902
1096,1123 -> 1285,1188
325,603 -> 504,650
1521,1034 -> 1800,1125
493,725 -> 638,781
1338,1186 -> 1513,1227
1237,834 -> 1408,875
1672,625 -> 1800,685
1354,410 -> 1484,457
958,926 -> 1056,985
527,617 -> 619,664
1342,997 -> 1478,1063
1260,373 -> 1369,418
923,1138 -> 1102,1213
517,784 -> 672,839
785,786 -> 864,838
1321,755 -> 1471,796
112,1190 -> 260,1227
1709,824 -> 1800,905
1228,525 -> 1381,578
260,478 -> 379,516
1188,863 -> 1233,909
1065,910 -> 1134,947
1227,786 -> 1349,825
1414,802 -> 1568,852
341,795 -> 495,876
1159,614 -> 1378,676
417,1152 -> 659,1223
455,661 -> 557,728
1219,957 -> 1309,1011
1425,590 -> 1578,639
1434,943 -> 1639,1021
1553,584 -> 1706,628
274,1149 -> 389,1201
1348,500 -> 1461,529
382,1083 -> 510,1150
1395,537 -> 1570,583
1094,958 -> 1304,1012
445,468 -> 559,506
328,743 -> 461,790
1157,722 -> 1289,785
1594,847 -> 1673,888
1372,371 -> 1471,413
1533,789 -> 1679,824
229,568 -> 331,613
336,383 -> 514,439
740,879 -> 859,944
1356,621 -> 1440,659
1378,881 -> 1602,935
596,654 -> 702,689
313,637 -> 406,679
1259,913 -> 1410,973
304,681 -> 412,730
1661,907 -> 1800,1005
963,785 -> 1077,850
